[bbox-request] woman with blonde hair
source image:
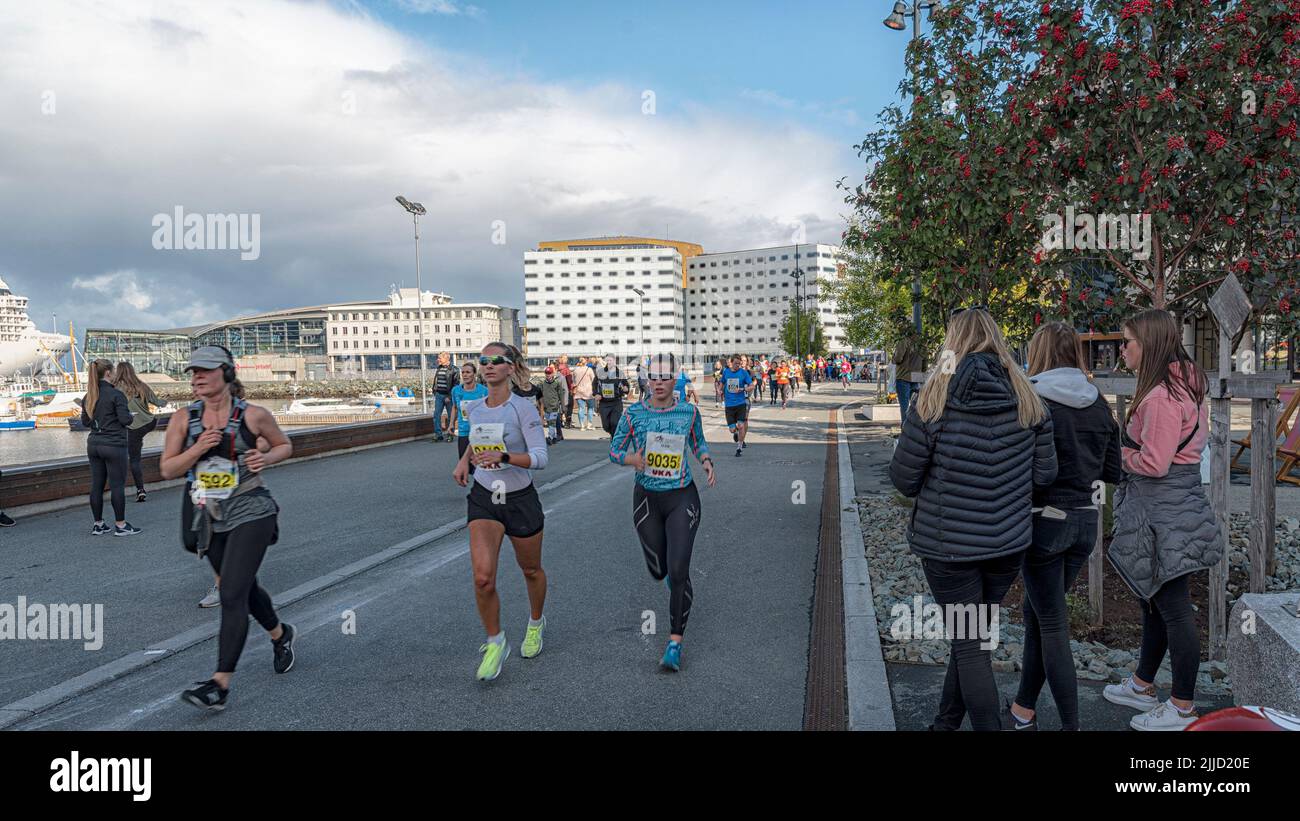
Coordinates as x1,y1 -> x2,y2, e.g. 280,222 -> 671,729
889,307 -> 1057,731
453,341 -> 550,681
1102,309 -> 1222,731
1008,323 -> 1121,730
113,361 -> 165,503
80,359 -> 141,536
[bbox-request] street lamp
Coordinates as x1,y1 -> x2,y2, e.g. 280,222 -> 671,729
395,195 -> 429,414
631,286 -> 646,361
884,0 -> 941,339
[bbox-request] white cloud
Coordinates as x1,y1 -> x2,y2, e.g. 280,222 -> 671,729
394,0 -> 484,17
0,0 -> 850,333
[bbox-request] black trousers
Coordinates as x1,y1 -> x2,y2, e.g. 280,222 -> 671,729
1135,573 -> 1199,701
922,553 -> 1022,731
1015,509 -> 1097,730
205,516 -> 280,674
88,442 -> 127,523
127,419 -> 158,493
598,400 -> 623,436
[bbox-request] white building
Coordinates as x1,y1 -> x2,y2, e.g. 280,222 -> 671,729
327,287 -> 521,375
522,237 -> 699,366
686,244 -> 848,359
522,237 -> 849,366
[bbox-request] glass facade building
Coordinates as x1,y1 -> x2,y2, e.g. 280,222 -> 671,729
191,315 -> 326,358
84,329 -> 193,378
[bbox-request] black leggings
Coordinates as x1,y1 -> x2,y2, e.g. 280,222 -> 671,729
1135,573 -> 1199,701
633,482 -> 701,636
598,401 -> 623,436
457,435 -> 476,475
88,442 -> 127,523
127,419 -> 157,493
205,516 -> 280,674
922,553 -> 1022,731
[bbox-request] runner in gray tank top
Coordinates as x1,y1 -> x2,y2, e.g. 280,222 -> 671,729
160,345 -> 297,712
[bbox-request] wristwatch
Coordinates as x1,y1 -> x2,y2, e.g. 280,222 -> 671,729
500,452 -> 511,465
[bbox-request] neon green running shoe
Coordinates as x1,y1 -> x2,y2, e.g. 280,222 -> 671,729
521,616 -> 546,659
476,639 -> 510,681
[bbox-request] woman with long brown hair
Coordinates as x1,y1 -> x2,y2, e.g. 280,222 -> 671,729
113,361 -> 165,503
889,308 -> 1057,731
1103,309 -> 1223,731
80,359 -> 140,536
1008,323 -> 1121,730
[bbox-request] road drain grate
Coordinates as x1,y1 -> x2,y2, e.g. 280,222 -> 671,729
802,408 -> 847,731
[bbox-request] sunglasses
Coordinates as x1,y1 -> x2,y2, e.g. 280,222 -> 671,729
950,304 -> 990,318
479,354 -> 513,366
1119,337 -> 1134,349
647,373 -> 675,381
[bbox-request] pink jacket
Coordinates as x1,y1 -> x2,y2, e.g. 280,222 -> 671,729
1121,363 -> 1207,478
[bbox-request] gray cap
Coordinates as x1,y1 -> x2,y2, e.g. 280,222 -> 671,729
185,346 -> 234,372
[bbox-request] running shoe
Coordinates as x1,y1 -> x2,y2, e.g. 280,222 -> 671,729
1130,701 -> 1199,731
735,446 -> 742,457
1005,700 -> 1037,731
476,639 -> 510,681
0,513 -> 15,527
272,622 -> 296,674
113,523 -> 142,537
742,441 -> 747,449
1102,675 -> 1159,711
660,640 -> 682,672
521,616 -> 546,659
199,584 -> 221,608
180,679 -> 228,711
732,429 -> 738,443
91,522 -> 111,536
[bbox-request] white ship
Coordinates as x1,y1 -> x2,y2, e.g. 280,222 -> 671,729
0,277 -> 71,380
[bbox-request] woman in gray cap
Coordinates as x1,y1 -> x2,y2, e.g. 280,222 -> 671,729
160,346 -> 296,711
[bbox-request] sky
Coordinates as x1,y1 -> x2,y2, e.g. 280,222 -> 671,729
0,0 -> 915,333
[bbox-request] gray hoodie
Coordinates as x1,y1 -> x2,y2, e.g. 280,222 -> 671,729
1030,367 -> 1097,409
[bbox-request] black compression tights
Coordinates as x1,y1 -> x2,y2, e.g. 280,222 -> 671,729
633,482 -> 701,636
205,516 -> 280,674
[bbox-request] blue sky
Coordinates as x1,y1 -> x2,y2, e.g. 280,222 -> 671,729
1,0 -> 922,331
367,0 -> 911,158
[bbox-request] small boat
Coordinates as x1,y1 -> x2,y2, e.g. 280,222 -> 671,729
362,387 -> 417,410
286,398 -> 379,415
0,417 -> 35,431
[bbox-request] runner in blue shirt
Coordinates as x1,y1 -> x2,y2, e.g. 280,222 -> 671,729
610,352 -> 715,672
673,366 -> 698,405
720,354 -> 754,457
450,362 -> 489,475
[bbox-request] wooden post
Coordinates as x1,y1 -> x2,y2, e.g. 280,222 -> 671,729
1268,396 -> 1279,578
1208,330 -> 1231,661
1249,398 -> 1273,593
1090,499 -> 1104,627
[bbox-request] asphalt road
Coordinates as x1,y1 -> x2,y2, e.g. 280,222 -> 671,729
2,383 -> 863,729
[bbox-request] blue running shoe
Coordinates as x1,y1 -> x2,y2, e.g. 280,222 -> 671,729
661,640 -> 682,672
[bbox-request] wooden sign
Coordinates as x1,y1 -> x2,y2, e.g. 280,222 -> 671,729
1208,272 -> 1252,338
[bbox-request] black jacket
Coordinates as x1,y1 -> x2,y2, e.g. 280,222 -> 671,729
889,352 -> 1058,562
1028,368 -> 1122,508
432,364 -> 457,395
80,381 -> 133,447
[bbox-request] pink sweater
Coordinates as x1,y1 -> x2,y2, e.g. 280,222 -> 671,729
1122,365 -> 1208,477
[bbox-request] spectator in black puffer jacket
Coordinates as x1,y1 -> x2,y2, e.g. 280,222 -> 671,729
889,307 -> 1057,731
1009,323 -> 1121,731
80,358 -> 140,536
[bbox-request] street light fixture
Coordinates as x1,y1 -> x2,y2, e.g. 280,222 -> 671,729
395,195 -> 430,414
883,0 -> 942,339
631,286 -> 646,362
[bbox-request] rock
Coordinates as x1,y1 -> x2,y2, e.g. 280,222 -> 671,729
1079,669 -> 1109,681
1105,649 -> 1133,667
1087,659 -> 1110,676
992,660 -> 1015,673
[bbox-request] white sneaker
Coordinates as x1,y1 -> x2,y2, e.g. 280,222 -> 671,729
1130,700 -> 1199,731
199,584 -> 220,608
1103,675 -> 1159,711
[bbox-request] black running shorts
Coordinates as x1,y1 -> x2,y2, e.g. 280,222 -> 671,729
466,480 -> 544,538
724,404 -> 748,426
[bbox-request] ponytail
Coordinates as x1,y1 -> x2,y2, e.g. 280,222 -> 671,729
84,359 -> 113,418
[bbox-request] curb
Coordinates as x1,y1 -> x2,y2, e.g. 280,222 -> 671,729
838,406 -> 896,730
